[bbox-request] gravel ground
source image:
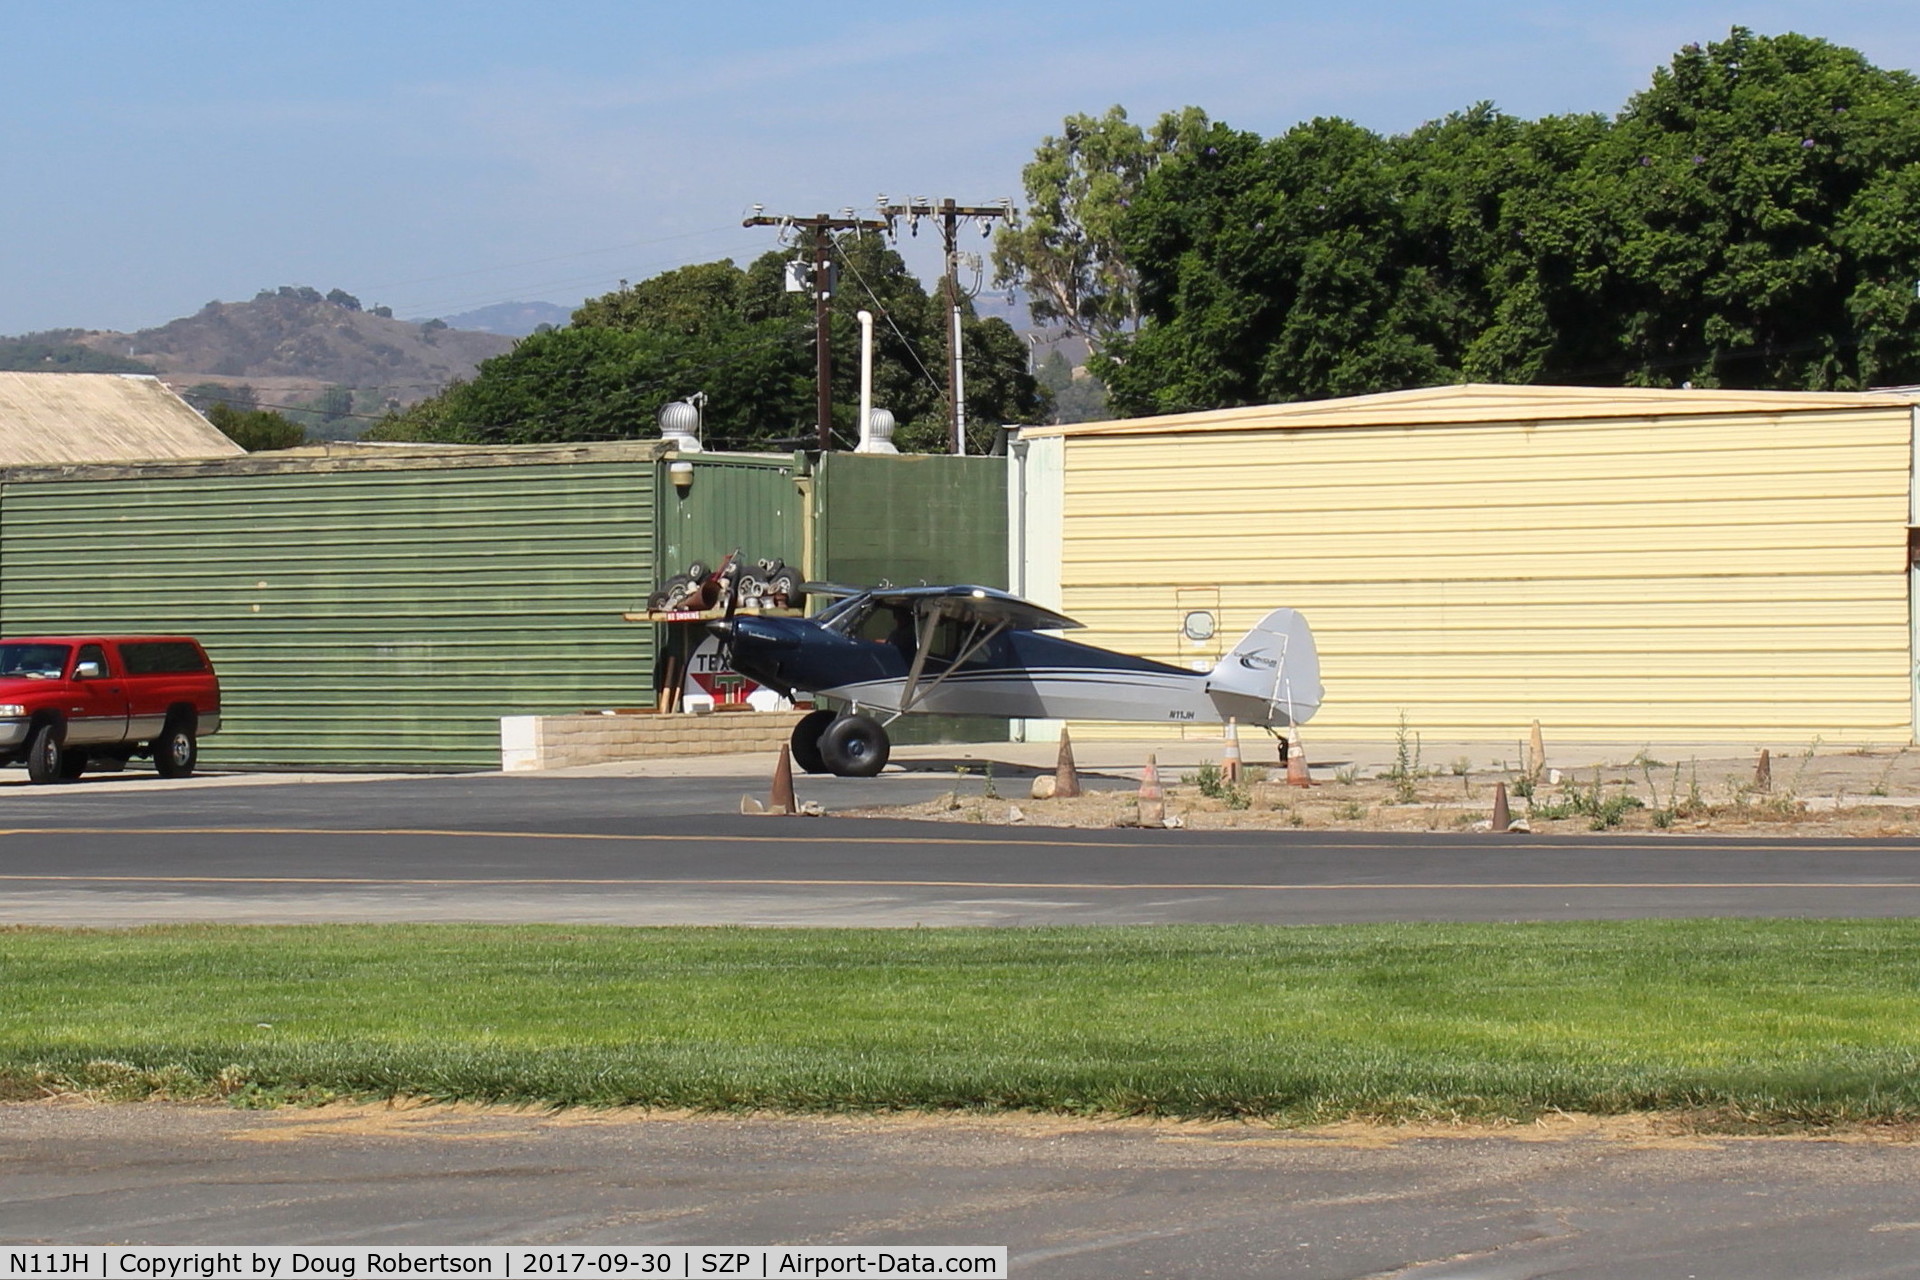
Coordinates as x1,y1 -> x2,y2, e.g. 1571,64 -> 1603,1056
851,743 -> 1920,837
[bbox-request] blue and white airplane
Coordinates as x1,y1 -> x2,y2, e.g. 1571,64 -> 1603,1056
709,583 -> 1321,777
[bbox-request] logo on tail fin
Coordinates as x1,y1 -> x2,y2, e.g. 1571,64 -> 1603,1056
1206,608 -> 1323,727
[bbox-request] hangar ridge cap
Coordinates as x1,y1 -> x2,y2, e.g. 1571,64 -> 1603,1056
1022,382 -> 1920,439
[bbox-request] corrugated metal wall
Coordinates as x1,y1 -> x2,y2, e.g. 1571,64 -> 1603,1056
0,449 -> 658,768
654,453 -> 802,582
811,452 -> 1010,744
1051,407 -> 1915,744
814,453 -> 1008,588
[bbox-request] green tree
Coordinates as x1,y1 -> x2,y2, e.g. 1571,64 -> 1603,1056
206,401 -> 304,452
1393,105 -> 1611,383
368,327 -> 681,444
1552,28 -> 1920,388
281,384 -> 359,439
375,239 -> 1040,451
180,382 -> 258,414
992,104 -> 1210,351
1096,29 -> 1920,413
1035,350 -> 1109,424
0,331 -> 155,374
573,261 -> 747,336
1100,116 -> 1460,413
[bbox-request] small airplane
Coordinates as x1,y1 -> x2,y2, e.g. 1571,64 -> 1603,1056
708,582 -> 1322,777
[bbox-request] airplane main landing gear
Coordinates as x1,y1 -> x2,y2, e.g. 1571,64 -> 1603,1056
820,713 -> 890,777
791,710 -> 891,778
789,708 -> 837,774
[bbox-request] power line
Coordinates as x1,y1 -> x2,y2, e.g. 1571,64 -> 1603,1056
879,199 -> 1015,453
741,200 -> 1018,452
742,209 -> 887,451
826,230 -> 945,405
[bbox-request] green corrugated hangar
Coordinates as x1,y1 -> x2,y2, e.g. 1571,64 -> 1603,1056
0,442 -> 1006,769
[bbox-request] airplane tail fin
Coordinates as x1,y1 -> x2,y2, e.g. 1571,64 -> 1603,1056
1206,608 -> 1322,727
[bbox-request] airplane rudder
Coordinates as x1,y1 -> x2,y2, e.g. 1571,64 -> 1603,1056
1208,607 -> 1323,715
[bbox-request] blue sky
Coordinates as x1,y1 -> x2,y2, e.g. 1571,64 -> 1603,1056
3,0 -> 1916,335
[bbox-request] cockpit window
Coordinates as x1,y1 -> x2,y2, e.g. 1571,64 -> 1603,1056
816,597 -> 997,667
926,617 -> 996,668
858,606 -> 910,647
815,593 -> 872,635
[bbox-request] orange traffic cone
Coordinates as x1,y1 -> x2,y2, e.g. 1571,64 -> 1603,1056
1222,718 -> 1242,784
768,743 -> 797,815
1054,727 -> 1082,799
1138,753 -> 1166,827
1286,740 -> 1313,788
1491,780 -> 1511,833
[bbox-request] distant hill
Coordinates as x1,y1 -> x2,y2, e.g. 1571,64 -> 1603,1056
429,301 -> 574,336
0,330 -> 157,374
64,286 -> 516,415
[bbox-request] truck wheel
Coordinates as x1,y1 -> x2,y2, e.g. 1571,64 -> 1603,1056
25,723 -> 64,785
789,708 -> 837,774
155,721 -> 198,779
58,749 -> 89,781
819,713 -> 890,778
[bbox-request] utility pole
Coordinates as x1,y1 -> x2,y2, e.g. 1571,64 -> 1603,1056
743,209 -> 887,451
879,198 -> 1015,454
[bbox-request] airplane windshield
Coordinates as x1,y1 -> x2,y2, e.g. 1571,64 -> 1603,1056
815,593 -> 874,636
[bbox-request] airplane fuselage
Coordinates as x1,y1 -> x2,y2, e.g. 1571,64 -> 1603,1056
723,614 -> 1307,728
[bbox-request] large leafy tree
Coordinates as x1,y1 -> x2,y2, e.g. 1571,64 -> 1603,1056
992,105 -> 1209,352
1393,105 -> 1611,384
1095,29 -> 1920,415
374,237 -> 1038,450
206,401 -> 304,452
1559,28 -> 1920,388
1099,116 -> 1467,413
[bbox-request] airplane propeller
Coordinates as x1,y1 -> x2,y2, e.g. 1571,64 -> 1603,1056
707,554 -> 745,663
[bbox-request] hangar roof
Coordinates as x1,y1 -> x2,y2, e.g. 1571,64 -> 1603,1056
0,372 -> 245,464
1023,382 -> 1920,439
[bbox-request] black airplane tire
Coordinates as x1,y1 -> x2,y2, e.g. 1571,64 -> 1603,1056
820,713 -> 890,778
790,708 -> 837,774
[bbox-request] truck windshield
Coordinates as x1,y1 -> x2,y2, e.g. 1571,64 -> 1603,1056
0,643 -> 70,679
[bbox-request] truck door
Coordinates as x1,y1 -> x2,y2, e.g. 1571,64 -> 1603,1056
64,642 -> 130,746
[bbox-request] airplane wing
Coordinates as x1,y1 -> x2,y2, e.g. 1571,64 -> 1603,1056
800,583 -> 1083,632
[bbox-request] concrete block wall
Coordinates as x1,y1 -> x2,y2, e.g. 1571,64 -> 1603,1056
500,711 -> 807,771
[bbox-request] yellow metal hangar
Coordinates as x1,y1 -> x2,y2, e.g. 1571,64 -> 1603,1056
1011,383 -> 1920,746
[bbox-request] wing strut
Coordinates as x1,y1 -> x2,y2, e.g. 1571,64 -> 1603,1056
882,604 -> 1009,725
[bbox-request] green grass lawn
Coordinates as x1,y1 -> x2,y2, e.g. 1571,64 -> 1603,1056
5,920 -> 1920,1124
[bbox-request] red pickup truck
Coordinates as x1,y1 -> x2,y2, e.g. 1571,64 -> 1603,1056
0,637 -> 222,784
